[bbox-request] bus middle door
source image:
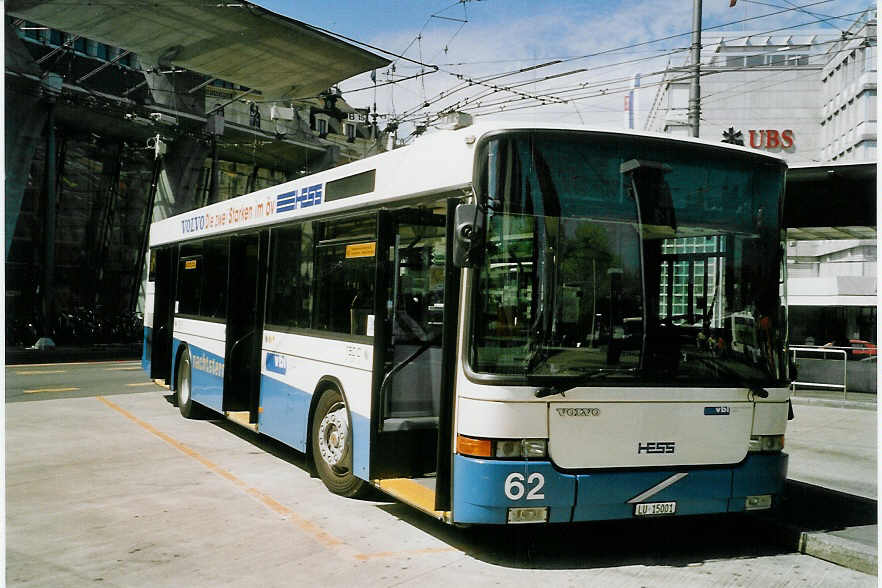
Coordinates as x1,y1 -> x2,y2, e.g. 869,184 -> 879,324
371,207 -> 450,485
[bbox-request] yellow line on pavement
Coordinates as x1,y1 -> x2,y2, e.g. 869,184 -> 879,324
96,396 -> 461,563
355,547 -> 456,561
96,396 -> 345,550
10,360 -> 140,368
16,370 -> 66,375
126,382 -> 158,387
24,387 -> 80,394
106,367 -> 143,371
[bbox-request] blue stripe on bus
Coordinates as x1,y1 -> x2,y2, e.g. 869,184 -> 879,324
451,453 -> 788,524
258,375 -> 310,452
732,452 -> 788,499
573,467 -> 732,521
141,326 -> 152,375
257,373 -> 371,481
173,339 -> 224,413
452,456 -> 576,524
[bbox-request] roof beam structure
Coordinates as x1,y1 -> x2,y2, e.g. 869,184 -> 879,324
7,0 -> 390,100
784,162 -> 876,240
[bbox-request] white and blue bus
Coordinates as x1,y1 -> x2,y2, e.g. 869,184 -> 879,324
142,117 -> 792,525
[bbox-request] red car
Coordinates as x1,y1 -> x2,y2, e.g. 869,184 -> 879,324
849,340 -> 877,357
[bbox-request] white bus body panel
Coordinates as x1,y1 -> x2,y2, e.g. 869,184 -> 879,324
752,399 -> 789,435
143,281 -> 155,329
457,397 -> 547,439
456,375 -> 789,469
174,317 -> 226,356
547,399 -> 753,469
260,330 -> 373,418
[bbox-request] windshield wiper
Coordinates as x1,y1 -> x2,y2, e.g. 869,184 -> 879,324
694,357 -> 769,398
534,368 -> 637,398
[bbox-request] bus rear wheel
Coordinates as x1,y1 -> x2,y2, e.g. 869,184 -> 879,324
311,388 -> 367,498
176,347 -> 206,419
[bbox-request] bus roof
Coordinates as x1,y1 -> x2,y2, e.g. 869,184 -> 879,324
149,120 -> 786,247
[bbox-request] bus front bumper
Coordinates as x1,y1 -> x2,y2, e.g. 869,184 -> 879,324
451,453 -> 788,525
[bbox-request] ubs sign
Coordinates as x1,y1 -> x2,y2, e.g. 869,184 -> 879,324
748,129 -> 795,150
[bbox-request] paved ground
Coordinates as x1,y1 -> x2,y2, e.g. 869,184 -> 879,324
785,402 -> 876,499
5,361 -> 877,586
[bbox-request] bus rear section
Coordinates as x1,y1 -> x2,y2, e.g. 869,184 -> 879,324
447,129 -> 790,524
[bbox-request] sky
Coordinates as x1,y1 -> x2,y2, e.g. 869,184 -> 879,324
256,0 -> 874,140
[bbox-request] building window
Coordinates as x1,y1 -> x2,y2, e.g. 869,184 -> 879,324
316,118 -> 328,136
726,55 -> 744,67
344,122 -> 356,141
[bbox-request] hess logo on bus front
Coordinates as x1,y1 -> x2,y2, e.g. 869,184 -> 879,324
638,441 -> 676,454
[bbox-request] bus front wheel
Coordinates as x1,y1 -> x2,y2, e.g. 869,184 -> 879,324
311,388 -> 367,498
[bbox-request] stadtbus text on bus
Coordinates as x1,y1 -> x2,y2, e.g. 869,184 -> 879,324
142,117 -> 791,525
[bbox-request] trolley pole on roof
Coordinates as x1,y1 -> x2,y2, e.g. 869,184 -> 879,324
688,0 -> 702,138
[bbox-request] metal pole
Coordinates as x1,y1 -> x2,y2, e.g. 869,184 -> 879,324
41,98 -> 57,336
207,135 -> 219,206
688,0 -> 702,138
130,156 -> 163,312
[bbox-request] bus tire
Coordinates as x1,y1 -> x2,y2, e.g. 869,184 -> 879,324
176,346 -> 206,419
311,387 -> 367,498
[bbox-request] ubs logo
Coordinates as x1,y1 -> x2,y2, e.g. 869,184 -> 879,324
638,441 -> 676,454
556,407 -> 601,417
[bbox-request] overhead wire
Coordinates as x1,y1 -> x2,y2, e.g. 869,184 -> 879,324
457,33 -> 870,121
379,0 -> 860,126
392,7 -> 871,124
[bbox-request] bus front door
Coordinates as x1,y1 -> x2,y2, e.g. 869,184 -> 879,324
223,231 -> 267,423
371,205 -> 458,511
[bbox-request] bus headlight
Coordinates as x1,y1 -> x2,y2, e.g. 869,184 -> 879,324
748,434 -> 784,452
495,438 -> 547,458
457,435 -> 547,459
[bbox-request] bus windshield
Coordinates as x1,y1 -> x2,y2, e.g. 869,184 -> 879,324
471,131 -> 787,387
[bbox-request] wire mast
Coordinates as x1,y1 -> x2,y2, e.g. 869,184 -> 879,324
688,0 -> 702,137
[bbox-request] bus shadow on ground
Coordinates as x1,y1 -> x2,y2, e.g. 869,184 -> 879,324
770,479 -> 877,535
376,481 -> 878,570
163,394 -> 313,473
375,503 -> 791,569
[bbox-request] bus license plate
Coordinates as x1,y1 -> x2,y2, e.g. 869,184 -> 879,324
634,501 -> 677,516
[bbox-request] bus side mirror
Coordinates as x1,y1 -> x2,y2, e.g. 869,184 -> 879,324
452,203 -> 484,268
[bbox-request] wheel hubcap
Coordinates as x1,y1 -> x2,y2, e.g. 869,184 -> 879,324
318,403 -> 348,472
179,358 -> 190,404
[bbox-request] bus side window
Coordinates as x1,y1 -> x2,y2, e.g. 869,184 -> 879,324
318,218 -> 376,337
178,254 -> 203,315
266,224 -> 313,330
177,239 -> 228,319
202,239 -> 228,319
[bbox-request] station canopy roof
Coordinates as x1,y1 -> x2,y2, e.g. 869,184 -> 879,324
784,161 -> 877,241
7,0 -> 390,101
